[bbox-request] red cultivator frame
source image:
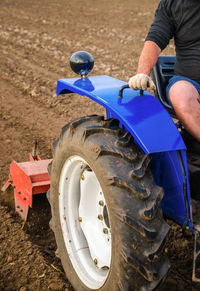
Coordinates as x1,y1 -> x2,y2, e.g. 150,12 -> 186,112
2,154 -> 51,220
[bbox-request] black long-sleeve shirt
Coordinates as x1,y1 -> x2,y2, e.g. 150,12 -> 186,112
146,0 -> 200,84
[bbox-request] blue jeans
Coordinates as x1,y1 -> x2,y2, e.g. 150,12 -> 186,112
166,76 -> 200,104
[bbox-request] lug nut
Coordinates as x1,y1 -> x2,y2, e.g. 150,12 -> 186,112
99,200 -> 104,206
78,217 -> 82,222
94,258 -> 98,265
81,174 -> 85,180
98,215 -> 103,221
103,228 -> 108,234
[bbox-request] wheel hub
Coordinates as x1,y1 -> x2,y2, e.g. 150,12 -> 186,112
79,169 -> 111,269
59,156 -> 111,289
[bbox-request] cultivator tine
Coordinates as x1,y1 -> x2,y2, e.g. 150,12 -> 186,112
0,182 -> 15,210
192,229 -> 200,282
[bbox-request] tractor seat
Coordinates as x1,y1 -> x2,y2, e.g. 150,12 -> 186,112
151,55 -> 176,114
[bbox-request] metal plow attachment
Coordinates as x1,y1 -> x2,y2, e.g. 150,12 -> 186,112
1,154 -> 52,221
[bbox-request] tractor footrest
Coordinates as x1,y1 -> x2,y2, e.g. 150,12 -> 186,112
193,226 -> 200,282
2,159 -> 52,220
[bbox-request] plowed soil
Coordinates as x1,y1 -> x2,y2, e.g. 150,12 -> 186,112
0,0 -> 199,290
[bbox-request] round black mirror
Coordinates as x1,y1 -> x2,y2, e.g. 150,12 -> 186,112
70,51 -> 94,78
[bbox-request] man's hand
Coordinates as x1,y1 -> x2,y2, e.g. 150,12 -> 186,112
129,73 -> 156,91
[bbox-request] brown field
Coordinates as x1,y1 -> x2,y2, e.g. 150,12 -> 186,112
0,0 -> 199,290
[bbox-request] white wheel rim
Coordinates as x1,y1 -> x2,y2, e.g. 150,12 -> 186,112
59,155 -> 111,289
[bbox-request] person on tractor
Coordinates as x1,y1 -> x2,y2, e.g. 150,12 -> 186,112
129,0 -> 200,141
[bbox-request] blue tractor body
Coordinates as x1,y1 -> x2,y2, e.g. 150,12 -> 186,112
57,74 -> 192,229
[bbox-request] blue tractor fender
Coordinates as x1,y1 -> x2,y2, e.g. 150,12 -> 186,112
56,75 -> 192,229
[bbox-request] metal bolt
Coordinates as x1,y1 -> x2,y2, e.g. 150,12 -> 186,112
94,258 -> 98,265
99,200 -> 104,206
78,217 -> 82,222
18,191 -> 21,195
16,205 -> 20,209
98,215 -> 103,221
103,228 -> 108,234
81,174 -> 85,180
23,197 -> 26,201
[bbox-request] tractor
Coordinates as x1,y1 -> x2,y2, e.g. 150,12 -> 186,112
2,51 -> 200,290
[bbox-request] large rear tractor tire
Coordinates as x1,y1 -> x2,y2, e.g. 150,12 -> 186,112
50,115 -> 170,291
